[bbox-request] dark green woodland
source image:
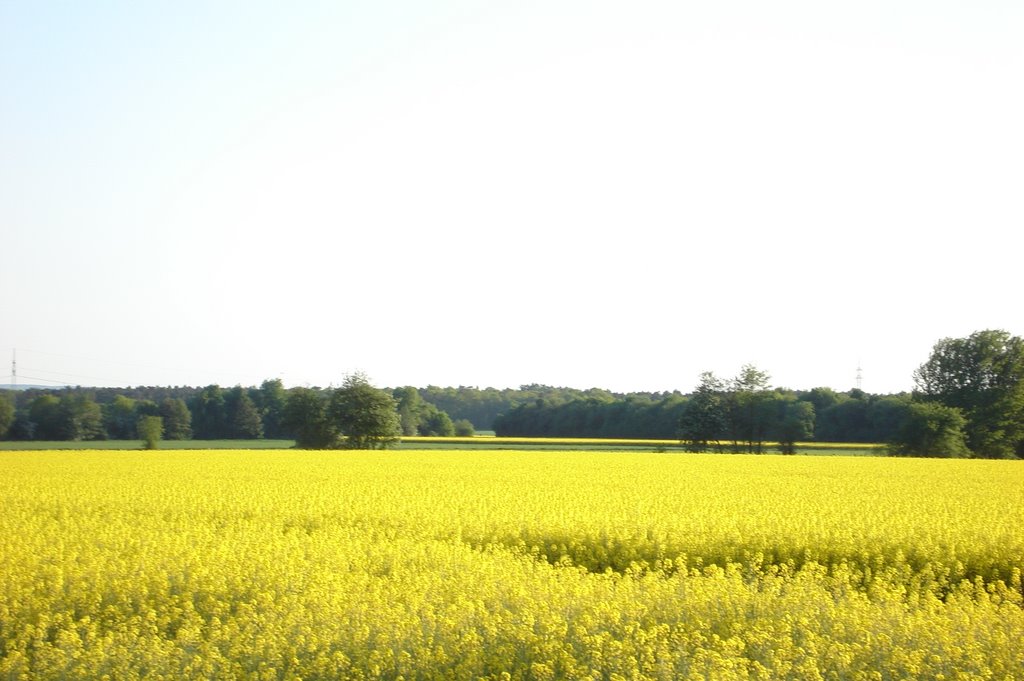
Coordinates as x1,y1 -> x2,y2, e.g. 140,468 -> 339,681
1,330 -> 1021,458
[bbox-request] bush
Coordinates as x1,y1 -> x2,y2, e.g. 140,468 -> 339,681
137,416 -> 163,450
888,402 -> 970,458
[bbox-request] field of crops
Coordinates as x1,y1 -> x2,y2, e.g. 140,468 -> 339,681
0,438 -> 885,455
2,450 -> 1022,680
396,437 -> 885,455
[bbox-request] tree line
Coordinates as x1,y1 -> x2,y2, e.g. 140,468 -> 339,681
417,385 -> 678,433
493,370 -> 901,453
0,381 -> 649,444
1,330 -> 1021,457
495,330 -> 1024,458
0,378 -> 469,447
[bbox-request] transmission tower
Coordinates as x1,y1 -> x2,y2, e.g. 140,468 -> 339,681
855,361 -> 863,391
10,349 -> 15,389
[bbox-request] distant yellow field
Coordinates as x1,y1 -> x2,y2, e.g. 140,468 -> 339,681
1,450 -> 1021,679
400,435 -> 885,449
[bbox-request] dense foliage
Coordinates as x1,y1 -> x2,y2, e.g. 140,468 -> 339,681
493,380 -> 913,448
328,374 -> 401,449
1,450 -> 1021,679
279,375 -> 401,449
1,379 -> 412,449
2,330 -> 1021,458
914,329 -> 1024,458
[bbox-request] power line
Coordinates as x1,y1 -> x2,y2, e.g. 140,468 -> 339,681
13,374 -> 70,386
16,366 -> 133,384
9,347 -> 270,385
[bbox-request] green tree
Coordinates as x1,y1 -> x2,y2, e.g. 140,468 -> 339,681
29,395 -> 63,439
159,398 -> 192,440
913,329 -> 1024,458
391,387 -> 458,436
802,387 -> 841,415
7,410 -> 35,440
282,387 -> 337,448
135,399 -> 160,418
103,395 -> 138,439
0,393 -> 14,439
773,396 -> 815,454
226,387 -> 264,439
393,386 -> 424,436
190,385 -> 227,439
30,393 -> 104,441
328,373 -> 401,449
453,419 -> 475,436
137,415 -> 163,450
815,394 -> 869,442
865,395 -> 912,443
728,364 -> 773,453
60,394 -> 105,441
679,371 -> 726,452
418,404 -> 455,436
888,401 -> 970,458
256,379 -> 288,438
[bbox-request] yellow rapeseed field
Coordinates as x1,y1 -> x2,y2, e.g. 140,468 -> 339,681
1,450 -> 1021,680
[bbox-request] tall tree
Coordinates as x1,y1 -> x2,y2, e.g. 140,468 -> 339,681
865,396 -> 913,443
190,385 -> 227,439
802,387 -> 841,415
888,401 -> 970,458
393,386 -> 424,436
58,394 -> 104,441
137,415 -> 163,450
256,379 -> 288,438
0,393 -> 15,439
815,394 -> 870,442
728,364 -> 773,453
29,395 -> 63,440
328,373 -> 401,449
159,398 -> 192,440
226,387 -> 264,439
27,394 -> 103,441
913,330 -> 1024,458
679,372 -> 726,452
103,395 -> 138,440
417,404 -> 455,436
773,396 -> 815,454
282,387 -> 337,448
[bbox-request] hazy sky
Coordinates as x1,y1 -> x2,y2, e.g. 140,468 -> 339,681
2,1 -> 1021,394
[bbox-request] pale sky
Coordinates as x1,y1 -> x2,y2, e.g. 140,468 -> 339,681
2,1 -> 1021,395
